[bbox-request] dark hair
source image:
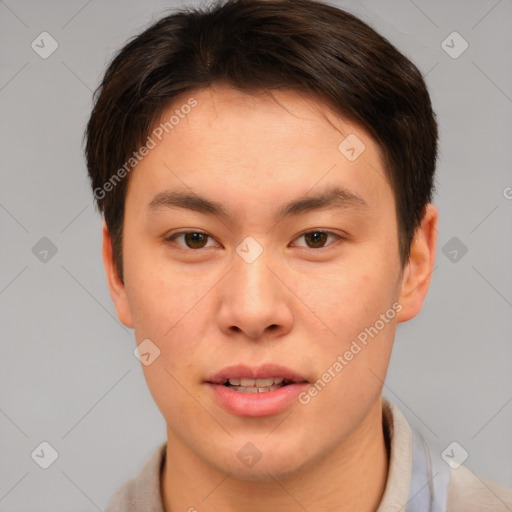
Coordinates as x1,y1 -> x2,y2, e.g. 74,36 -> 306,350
85,0 -> 437,279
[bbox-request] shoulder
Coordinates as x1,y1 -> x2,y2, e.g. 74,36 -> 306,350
447,465 -> 512,512
104,442 -> 167,512
104,477 -> 137,511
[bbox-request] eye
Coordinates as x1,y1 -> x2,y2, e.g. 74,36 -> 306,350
291,230 -> 342,249
165,231 -> 220,250
165,229 -> 344,251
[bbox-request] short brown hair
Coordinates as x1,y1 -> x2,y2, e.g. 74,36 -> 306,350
85,0 -> 437,279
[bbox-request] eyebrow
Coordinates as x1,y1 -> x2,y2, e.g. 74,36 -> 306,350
148,185 -> 368,222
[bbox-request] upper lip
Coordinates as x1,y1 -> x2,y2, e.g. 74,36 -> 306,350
206,364 -> 309,384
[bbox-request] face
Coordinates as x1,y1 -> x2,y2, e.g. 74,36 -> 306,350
104,85 -> 436,480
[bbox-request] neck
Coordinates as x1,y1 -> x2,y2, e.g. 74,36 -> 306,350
162,397 -> 389,512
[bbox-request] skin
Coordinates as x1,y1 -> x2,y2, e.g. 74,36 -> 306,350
103,84 -> 437,512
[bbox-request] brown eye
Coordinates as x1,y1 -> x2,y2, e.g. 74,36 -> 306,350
167,231 -> 218,249
294,230 -> 341,249
183,232 -> 208,249
304,231 -> 329,248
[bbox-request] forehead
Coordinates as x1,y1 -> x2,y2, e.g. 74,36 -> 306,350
156,85 -> 373,153
127,85 -> 393,215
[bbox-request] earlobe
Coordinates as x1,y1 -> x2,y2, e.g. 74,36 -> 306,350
102,221 -> 134,328
396,204 -> 438,323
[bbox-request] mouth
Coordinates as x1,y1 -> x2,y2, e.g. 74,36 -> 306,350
207,364 -> 309,388
206,365 -> 310,416
221,377 -> 300,393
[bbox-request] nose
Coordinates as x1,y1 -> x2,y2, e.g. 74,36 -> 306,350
216,247 -> 293,341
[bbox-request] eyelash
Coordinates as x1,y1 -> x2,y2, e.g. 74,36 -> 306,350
165,230 -> 345,251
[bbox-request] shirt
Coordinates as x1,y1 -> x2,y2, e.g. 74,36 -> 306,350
105,397 -> 512,511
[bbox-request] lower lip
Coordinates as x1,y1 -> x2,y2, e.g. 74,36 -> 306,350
206,382 -> 309,417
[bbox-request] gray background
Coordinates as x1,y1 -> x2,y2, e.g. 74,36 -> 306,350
1,0 -> 511,510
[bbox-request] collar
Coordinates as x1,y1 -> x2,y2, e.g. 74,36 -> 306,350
378,398 -> 451,511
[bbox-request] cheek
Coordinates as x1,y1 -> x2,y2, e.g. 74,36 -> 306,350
292,256 -> 400,409
139,356 -> 204,441
124,248 -> 199,334
128,266 -> 208,418
295,266 -> 398,441
124,253 -> 216,392
294,256 -> 400,340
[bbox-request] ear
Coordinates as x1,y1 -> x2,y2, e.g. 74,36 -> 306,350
102,221 -> 134,328
396,204 -> 438,323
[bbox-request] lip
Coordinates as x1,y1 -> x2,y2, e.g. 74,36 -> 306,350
205,363 -> 310,417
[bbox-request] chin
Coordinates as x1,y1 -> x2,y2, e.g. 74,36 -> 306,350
207,439 -> 316,482
225,458 -> 308,482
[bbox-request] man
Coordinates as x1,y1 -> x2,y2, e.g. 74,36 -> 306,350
85,0 -> 512,510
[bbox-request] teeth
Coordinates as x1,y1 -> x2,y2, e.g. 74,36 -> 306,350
225,377 -> 289,393
232,384 -> 282,393
228,377 -> 286,387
